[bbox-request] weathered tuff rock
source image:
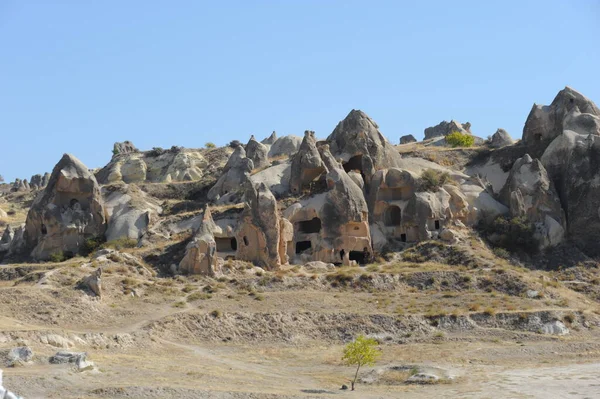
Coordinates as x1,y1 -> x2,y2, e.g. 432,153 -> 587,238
30,172 -> 50,190
500,155 -> 565,249
424,120 -> 471,140
80,267 -> 102,298
327,109 -> 402,187
284,145 -> 372,265
399,134 -> 417,144
11,178 -> 29,192
24,154 -> 107,260
207,146 -> 253,202
267,135 -> 303,158
261,131 -> 278,145
96,147 -> 212,184
0,369 -> 22,399
5,346 -> 33,367
179,208 -> 219,276
0,208 -> 6,219
541,131 -> 600,256
522,86 -> 600,154
112,140 -> 138,157
236,182 -> 291,269
289,130 -> 326,194
489,128 -> 514,148
103,185 -> 162,242
245,135 -> 270,169
0,226 -> 14,252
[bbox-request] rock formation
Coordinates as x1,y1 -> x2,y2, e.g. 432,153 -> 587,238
327,109 -> 402,188
261,131 -> 277,145
30,173 -> 50,190
0,226 -> 13,252
489,128 -> 514,148
236,182 -> 291,269
499,154 -> 565,249
103,185 -> 162,242
245,135 -> 270,169
289,131 -> 326,194
267,135 -> 303,158
96,146 -> 213,184
522,86 -> 600,154
207,145 -> 253,202
24,154 -> 107,260
400,134 -> 417,144
179,207 -> 219,276
80,267 -> 103,298
112,141 -> 138,156
424,120 -> 471,140
284,145 -> 372,265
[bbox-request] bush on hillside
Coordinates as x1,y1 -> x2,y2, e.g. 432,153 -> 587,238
446,131 -> 475,147
420,168 -> 451,192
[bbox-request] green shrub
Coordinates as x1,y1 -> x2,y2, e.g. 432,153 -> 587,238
479,216 -> 539,254
81,236 -> 105,256
101,237 -> 138,250
205,142 -> 216,149
492,247 -> 511,259
420,168 -> 451,191
446,131 -> 475,147
49,251 -> 67,263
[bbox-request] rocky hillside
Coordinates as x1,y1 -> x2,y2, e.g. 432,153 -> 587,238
0,86 -> 599,398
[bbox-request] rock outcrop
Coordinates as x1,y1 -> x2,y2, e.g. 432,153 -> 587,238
112,141 -> 138,156
399,134 -> 417,144
179,208 -> 219,276
261,131 -> 277,145
500,155 -> 565,249
268,135 -> 303,158
522,86 -> 600,154
80,268 -> 102,298
284,145 -> 372,265
103,185 -> 162,242
489,128 -> 514,148
327,110 -> 402,188
96,146 -> 216,184
245,135 -> 270,169
236,182 -> 291,269
30,173 -> 50,190
207,145 -> 253,202
289,131 -> 326,194
424,120 -> 471,140
24,154 -> 107,260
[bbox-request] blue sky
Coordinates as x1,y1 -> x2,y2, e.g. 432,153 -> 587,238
1,1 -> 599,182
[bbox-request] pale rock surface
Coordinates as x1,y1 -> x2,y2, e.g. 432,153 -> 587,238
489,128 -> 514,148
25,154 -> 106,260
424,120 -> 471,140
268,135 -> 303,158
245,135 -> 270,169
289,130 -> 326,194
179,208 -> 219,276
103,185 -> 162,242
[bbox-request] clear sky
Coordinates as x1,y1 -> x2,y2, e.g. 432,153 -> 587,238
1,1 -> 599,182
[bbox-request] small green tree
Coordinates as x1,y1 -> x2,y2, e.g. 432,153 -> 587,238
205,142 -> 216,149
446,130 -> 475,147
342,335 -> 381,390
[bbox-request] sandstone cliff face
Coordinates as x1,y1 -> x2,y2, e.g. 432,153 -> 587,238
25,154 -> 107,260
